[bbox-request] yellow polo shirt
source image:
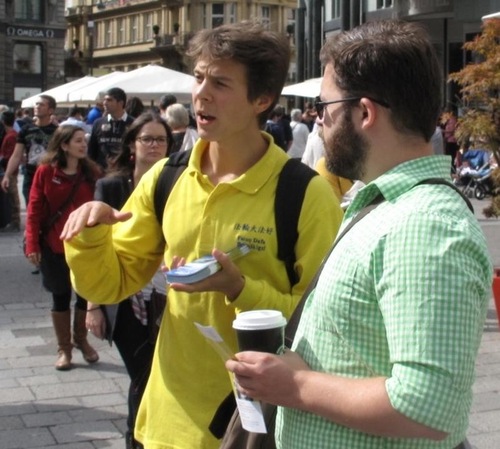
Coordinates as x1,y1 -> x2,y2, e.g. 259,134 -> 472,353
65,135 -> 343,449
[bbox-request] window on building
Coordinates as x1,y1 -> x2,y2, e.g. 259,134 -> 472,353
212,3 -> 224,28
117,18 -> 125,45
13,43 -> 42,74
332,0 -> 341,18
376,0 -> 393,8
104,20 -> 112,46
144,13 -> 153,41
227,3 -> 236,23
286,9 -> 295,43
261,6 -> 271,29
14,0 -> 43,22
131,15 -> 139,42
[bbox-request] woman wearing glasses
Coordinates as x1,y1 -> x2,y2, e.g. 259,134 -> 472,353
85,112 -> 173,449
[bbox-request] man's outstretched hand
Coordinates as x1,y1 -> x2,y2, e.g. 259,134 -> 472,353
60,200 -> 132,241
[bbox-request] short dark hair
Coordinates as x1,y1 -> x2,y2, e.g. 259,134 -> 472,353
39,95 -> 56,111
69,107 -> 83,117
320,20 -> 442,141
159,94 -> 177,111
125,96 -> 145,118
105,87 -> 127,106
187,21 -> 290,126
1,110 -> 15,127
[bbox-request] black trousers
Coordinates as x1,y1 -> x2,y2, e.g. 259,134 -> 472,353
112,299 -> 155,435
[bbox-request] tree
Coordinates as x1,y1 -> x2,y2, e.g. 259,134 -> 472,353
448,18 -> 500,216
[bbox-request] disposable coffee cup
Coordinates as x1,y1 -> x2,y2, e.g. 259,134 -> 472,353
233,310 -> 287,354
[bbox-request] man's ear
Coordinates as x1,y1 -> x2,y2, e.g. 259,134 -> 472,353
359,98 -> 378,129
255,95 -> 273,115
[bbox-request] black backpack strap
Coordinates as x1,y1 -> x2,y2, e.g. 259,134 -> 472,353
154,149 -> 193,225
417,178 -> 474,213
275,159 -> 318,286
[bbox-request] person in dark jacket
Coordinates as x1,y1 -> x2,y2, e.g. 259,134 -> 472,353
87,87 -> 134,170
85,112 -> 173,449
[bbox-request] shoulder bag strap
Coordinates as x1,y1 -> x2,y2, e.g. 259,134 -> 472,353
44,172 -> 83,231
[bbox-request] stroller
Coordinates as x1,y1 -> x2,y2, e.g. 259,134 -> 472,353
453,149 -> 492,199
472,169 -> 495,199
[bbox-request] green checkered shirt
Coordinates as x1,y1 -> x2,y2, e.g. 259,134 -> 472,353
276,156 -> 492,449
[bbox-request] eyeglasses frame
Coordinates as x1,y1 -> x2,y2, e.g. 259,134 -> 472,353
135,136 -> 168,146
314,96 -> 390,119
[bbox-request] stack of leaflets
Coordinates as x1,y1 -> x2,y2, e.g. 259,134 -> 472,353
166,244 -> 251,284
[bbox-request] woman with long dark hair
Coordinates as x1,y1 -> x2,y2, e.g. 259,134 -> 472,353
25,125 -> 101,370
85,112 -> 173,449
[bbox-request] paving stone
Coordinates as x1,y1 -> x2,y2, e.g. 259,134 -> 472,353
68,406 -> 125,423
0,427 -> 55,448
18,374 -> 60,387
0,402 -> 36,417
22,410 -> 73,428
50,420 -> 122,443
0,377 -> 19,388
0,347 -> 30,358
0,336 -> 45,349
94,437 -> 126,448
467,430 -> 500,449
7,355 -> 57,369
31,379 -> 120,401
41,444 -> 94,449
0,415 -> 24,431
80,393 -> 128,409
468,408 -> 500,433
0,386 -> 35,404
34,397 -> 82,413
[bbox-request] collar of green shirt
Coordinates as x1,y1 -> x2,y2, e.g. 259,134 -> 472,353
345,155 -> 452,219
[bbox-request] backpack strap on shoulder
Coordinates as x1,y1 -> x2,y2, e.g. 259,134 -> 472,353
417,178 -> 474,213
154,149 -> 192,225
275,159 -> 318,286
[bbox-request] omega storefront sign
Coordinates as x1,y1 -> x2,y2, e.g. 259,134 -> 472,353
6,25 -> 65,40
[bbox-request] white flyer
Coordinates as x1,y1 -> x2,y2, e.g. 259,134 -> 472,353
194,322 -> 268,433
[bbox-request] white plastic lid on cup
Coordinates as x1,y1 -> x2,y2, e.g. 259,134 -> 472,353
233,310 -> 287,331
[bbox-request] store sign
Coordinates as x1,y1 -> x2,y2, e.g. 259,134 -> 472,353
14,87 -> 42,102
6,25 -> 65,40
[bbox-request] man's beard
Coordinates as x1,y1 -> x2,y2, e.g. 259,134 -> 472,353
324,108 -> 369,181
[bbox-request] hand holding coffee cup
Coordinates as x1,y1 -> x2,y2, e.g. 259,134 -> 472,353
232,310 -> 287,354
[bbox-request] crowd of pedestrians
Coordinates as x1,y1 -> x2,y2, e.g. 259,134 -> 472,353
0,17 -> 494,449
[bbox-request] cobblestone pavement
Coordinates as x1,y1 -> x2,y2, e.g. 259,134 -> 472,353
0,199 -> 499,448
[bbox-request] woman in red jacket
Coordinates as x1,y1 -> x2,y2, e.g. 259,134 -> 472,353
25,125 -> 101,370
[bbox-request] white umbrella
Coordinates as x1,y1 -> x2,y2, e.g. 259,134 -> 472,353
281,77 -> 322,98
99,64 -> 195,104
21,76 -> 97,108
67,71 -> 127,104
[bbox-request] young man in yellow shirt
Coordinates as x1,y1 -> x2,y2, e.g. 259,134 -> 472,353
62,21 -> 342,449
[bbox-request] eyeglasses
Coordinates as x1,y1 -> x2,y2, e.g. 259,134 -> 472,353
314,96 -> 390,119
136,136 -> 168,146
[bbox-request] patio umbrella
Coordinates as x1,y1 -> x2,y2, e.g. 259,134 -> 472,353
99,64 -> 195,104
66,71 -> 127,104
21,76 -> 97,108
281,77 -> 322,98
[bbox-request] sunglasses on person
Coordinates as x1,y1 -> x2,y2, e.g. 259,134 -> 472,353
314,96 -> 390,119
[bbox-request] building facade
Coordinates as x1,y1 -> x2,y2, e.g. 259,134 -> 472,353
297,0 -> 500,107
0,0 -> 66,106
64,0 -> 297,80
